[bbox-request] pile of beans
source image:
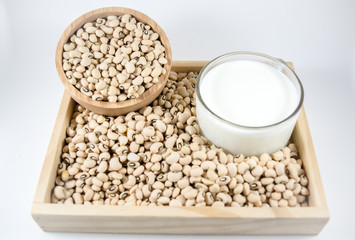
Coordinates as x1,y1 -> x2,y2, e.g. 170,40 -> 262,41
52,71 -> 309,207
62,14 -> 167,102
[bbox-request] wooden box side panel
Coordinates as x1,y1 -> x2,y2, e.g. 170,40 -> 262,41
292,108 -> 328,208
33,93 -> 76,204
32,204 -> 329,235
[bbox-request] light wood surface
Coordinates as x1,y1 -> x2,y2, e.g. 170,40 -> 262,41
55,7 -> 172,116
32,61 -> 329,235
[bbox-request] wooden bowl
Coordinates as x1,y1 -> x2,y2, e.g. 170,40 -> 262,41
55,7 -> 172,116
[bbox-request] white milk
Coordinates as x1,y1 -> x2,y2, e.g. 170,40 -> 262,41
196,58 -> 302,156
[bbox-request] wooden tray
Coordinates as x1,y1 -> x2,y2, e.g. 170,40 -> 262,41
31,61 -> 329,235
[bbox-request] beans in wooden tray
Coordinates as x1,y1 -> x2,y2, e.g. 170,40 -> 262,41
52,71 -> 309,207
62,14 -> 167,102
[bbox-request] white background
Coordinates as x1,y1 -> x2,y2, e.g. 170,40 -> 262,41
1,0 -> 354,239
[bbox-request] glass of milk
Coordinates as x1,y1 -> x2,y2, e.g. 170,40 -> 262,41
196,52 -> 304,156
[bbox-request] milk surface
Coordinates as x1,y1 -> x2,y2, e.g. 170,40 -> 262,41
200,60 -> 298,127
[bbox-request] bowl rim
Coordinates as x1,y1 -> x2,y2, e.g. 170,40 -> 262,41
196,51 -> 304,129
55,6 -> 172,110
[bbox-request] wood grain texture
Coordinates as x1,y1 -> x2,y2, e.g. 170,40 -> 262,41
32,61 -> 329,235
55,7 -> 172,116
33,93 -> 75,204
32,203 -> 329,234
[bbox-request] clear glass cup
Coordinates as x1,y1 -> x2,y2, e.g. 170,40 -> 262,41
196,51 -> 304,156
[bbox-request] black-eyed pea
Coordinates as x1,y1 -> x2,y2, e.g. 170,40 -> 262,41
141,66 -> 152,77
243,182 -> 250,196
206,169 -> 218,181
146,154 -> 160,163
205,149 -> 216,159
83,159 -> 96,168
209,183 -> 220,194
266,183 -> 275,193
232,183 -> 243,195
67,166 -> 79,176
288,143 -> 298,153
182,188 -> 197,200
61,170 -> 70,182
135,120 -> 145,132
84,189 -> 94,201
152,181 -> 165,190
274,184 -> 286,193
205,192 -> 214,205
97,160 -> 108,172
149,189 -> 162,202
300,174 -> 308,186
251,165 -> 263,177
216,164 -> 227,176
269,199 -> 279,207
216,192 -> 232,204
72,192 -> 83,204
272,150 -> 284,161
150,142 -> 163,154
189,176 -> 201,184
163,135 -> 176,149
64,197 -> 74,205
247,191 -> 261,204
127,152 -> 140,162
155,196 -> 169,205
98,143 -> 109,152
296,194 -> 306,203
179,145 -> 189,155
177,155 -> 191,165
283,189 -> 293,199
243,170 -> 255,183
160,188 -> 172,198
288,195 -> 297,207
165,151 -> 179,164
92,177 -> 103,187
54,186 -> 66,200
201,161 -> 216,171
261,177 -> 274,185
190,166 -> 203,177
260,194 -> 267,203
301,187 -> 309,196
266,160 -> 276,169
271,192 -> 282,201
145,172 -> 155,185
237,162 -> 249,175
72,135 -> 84,144
132,165 -> 144,176
169,199 -> 182,207
275,175 -> 288,184
195,191 -> 205,203
150,162 -> 161,172
190,151 -> 206,162
286,179 -> 296,190
174,176 -> 188,189
216,176 -> 231,185
168,171 -> 182,183
245,158 -> 256,169
228,177 -> 237,190
141,185 -> 151,198
91,184 -> 101,192
165,124 -> 175,136
275,162 -> 285,176
170,188 -> 180,199
169,163 -> 182,172
129,142 -> 139,153
265,169 -> 277,178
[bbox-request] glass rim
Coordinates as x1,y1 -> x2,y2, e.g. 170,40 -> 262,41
196,51 -> 304,129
